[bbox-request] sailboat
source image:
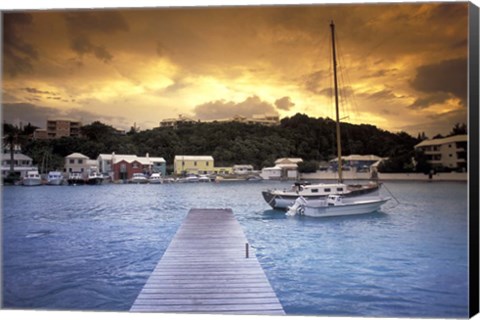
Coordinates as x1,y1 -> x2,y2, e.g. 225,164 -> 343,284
262,21 -> 381,210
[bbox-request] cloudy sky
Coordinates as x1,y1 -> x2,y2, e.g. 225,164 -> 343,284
2,1 -> 470,137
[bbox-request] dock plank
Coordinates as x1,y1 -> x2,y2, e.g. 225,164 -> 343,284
130,208 -> 284,315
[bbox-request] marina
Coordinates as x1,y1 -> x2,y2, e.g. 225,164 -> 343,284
130,208 -> 284,314
2,180 -> 468,317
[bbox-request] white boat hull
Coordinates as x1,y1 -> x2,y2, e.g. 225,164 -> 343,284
302,198 -> 389,217
47,178 -> 63,186
23,179 -> 42,186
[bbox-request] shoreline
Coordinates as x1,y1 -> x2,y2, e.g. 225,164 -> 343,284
300,171 -> 468,182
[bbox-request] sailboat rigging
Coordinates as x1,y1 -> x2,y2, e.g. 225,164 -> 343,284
331,20 -> 343,183
261,21 -> 381,210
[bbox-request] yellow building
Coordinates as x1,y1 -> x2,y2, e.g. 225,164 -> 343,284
174,155 -> 214,175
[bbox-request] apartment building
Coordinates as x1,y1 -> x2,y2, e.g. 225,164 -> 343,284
414,135 -> 468,171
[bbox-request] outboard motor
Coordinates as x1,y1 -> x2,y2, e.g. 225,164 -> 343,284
286,196 -> 307,216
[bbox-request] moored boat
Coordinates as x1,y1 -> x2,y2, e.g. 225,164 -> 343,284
47,171 -> 64,185
130,173 -> 148,184
23,170 -> 42,186
87,171 -> 104,185
262,181 -> 379,210
148,173 -> 163,184
262,21 -> 380,210
68,172 -> 85,185
286,194 -> 390,218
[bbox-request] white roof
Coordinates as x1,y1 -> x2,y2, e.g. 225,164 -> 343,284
149,157 -> 166,163
330,154 -> 382,162
111,154 -> 166,165
275,158 -> 303,164
66,153 -> 89,159
175,155 -> 214,161
1,153 -> 33,161
415,135 -> 468,148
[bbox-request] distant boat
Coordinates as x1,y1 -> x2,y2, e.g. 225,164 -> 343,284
198,175 -> 211,182
261,21 -> 380,210
130,173 -> 148,184
148,173 -> 163,184
178,174 -> 199,183
87,172 -> 104,185
68,172 -> 85,185
47,171 -> 64,186
286,194 -> 390,218
23,170 -> 42,186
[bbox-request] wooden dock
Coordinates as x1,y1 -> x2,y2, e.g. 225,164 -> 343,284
130,208 -> 285,315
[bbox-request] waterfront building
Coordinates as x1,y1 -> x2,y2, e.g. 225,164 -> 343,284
260,158 -> 303,180
414,135 -> 468,171
64,153 -> 90,176
174,155 -> 214,175
1,152 -> 37,178
233,164 -> 254,175
329,154 -> 383,173
98,153 -> 167,180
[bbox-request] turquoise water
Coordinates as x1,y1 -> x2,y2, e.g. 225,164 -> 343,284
2,181 -> 468,317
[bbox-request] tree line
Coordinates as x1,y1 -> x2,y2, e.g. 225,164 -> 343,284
3,114 -> 467,175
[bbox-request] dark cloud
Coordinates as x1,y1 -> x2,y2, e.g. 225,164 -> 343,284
193,96 -> 278,120
364,89 -> 398,101
410,58 -> 467,107
302,71 -> 327,95
23,87 -> 58,95
408,92 -> 452,110
64,11 -> 129,63
2,103 -> 126,128
3,13 -> 38,77
274,96 -> 295,111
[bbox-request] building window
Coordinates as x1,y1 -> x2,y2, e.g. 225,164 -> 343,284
194,161 -> 197,166
133,162 -> 139,169
70,159 -> 74,164
78,159 -> 83,164
206,161 -> 209,166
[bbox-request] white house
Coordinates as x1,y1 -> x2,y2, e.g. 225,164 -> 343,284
1,152 -> 37,178
260,166 -> 282,180
64,153 -> 90,176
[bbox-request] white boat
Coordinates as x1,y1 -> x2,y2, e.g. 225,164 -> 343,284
178,174 -> 199,183
198,175 -> 211,182
287,194 -> 390,218
47,171 -> 64,185
23,170 -> 42,186
148,173 -> 163,184
262,21 -> 380,210
87,172 -> 104,185
68,172 -> 85,185
262,181 -> 379,210
130,173 -> 148,184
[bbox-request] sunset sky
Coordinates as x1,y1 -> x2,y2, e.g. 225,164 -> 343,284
2,1 -> 470,137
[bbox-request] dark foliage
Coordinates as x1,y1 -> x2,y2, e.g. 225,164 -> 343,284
6,114 -> 425,171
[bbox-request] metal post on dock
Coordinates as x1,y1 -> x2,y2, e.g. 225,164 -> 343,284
245,243 -> 249,258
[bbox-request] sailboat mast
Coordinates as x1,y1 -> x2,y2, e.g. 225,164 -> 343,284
330,20 -> 343,183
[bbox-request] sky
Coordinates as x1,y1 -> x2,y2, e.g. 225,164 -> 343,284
1,1 -> 471,137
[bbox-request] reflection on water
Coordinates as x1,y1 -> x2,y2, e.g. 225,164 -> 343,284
2,181 -> 468,317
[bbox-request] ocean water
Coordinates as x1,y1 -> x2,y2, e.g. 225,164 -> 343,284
2,180 -> 468,317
